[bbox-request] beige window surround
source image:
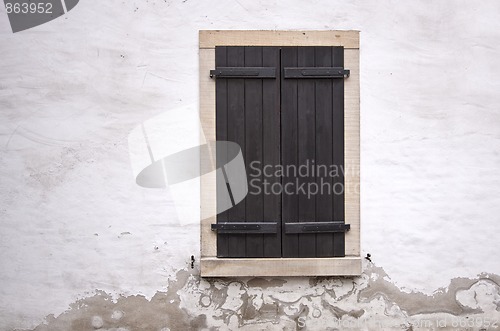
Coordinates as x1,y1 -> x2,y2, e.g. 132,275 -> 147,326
199,30 -> 361,277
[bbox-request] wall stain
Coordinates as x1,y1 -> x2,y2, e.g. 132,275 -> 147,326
247,278 -> 287,289
359,265 -> 499,316
18,264 -> 500,331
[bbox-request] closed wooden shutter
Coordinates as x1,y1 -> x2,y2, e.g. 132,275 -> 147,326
215,46 -> 281,258
213,46 -> 349,258
281,47 -> 346,257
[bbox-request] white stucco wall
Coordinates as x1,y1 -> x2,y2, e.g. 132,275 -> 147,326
1,0 -> 500,330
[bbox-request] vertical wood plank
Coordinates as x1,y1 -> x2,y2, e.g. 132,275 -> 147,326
297,47 -> 316,257
199,47 -> 217,258
215,46 -> 229,257
314,46 -> 335,257
343,48 -> 360,257
226,46 -> 246,257
281,47 -> 299,258
244,46 -> 264,257
262,47 -> 282,257
332,46 -> 346,257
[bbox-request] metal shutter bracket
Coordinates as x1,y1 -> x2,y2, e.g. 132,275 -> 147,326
284,67 -> 350,78
284,222 -> 350,233
210,67 -> 276,78
211,222 -> 278,234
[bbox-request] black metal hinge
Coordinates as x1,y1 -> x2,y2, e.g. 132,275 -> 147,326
284,222 -> 350,234
210,67 -> 276,78
284,67 -> 350,79
211,222 -> 278,234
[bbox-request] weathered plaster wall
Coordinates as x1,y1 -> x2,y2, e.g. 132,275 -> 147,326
15,263 -> 500,330
1,0 -> 499,330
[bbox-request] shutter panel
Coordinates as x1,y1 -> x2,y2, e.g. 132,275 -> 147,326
281,46 -> 347,258
215,46 -> 281,258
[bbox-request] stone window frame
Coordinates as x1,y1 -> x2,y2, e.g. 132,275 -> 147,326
199,30 -> 361,277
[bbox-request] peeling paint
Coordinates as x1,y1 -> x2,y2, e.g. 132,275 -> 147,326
18,270 -> 205,331
359,265 -> 500,318
19,264 -> 500,330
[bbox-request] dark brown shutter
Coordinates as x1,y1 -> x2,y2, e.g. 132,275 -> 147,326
281,46 -> 346,258
214,46 -> 281,258
213,46 -> 348,258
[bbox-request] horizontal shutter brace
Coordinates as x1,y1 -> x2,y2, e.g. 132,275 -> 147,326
211,222 -> 349,234
210,67 -> 276,78
210,67 -> 349,79
211,222 -> 278,234
284,67 -> 350,78
284,222 -> 350,234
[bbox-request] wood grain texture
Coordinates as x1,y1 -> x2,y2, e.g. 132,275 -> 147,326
199,48 -> 216,257
344,48 -> 360,256
243,46 -> 264,257
200,30 -> 359,49
314,46 -> 335,257
280,47 -> 299,258
296,46 -> 316,257
262,47 -> 282,257
226,46 -> 247,257
332,46 -> 346,257
212,46 -> 282,258
201,257 -> 362,277
281,46 -> 348,258
215,47 -> 229,257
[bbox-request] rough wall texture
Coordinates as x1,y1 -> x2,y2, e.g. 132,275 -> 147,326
16,263 -> 500,330
1,0 -> 500,330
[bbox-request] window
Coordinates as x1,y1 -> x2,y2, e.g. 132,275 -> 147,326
200,31 -> 360,277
